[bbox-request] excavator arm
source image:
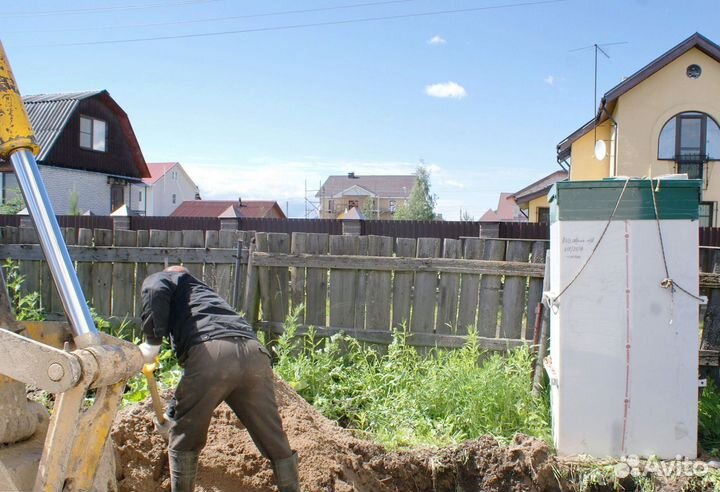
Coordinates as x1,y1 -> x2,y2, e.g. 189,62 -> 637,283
0,41 -> 143,492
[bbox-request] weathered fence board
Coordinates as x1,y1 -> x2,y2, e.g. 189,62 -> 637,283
111,229 -> 137,317
266,233 -> 290,324
290,232 -> 308,324
305,233 -> 329,327
437,238 -> 461,334
76,228 -> 94,309
365,235 -> 393,331
134,229 -> 149,317
478,239 -> 506,338
501,240 -> 532,339
411,238 -> 441,333
0,245 -> 237,264
525,241 -> 547,340
354,237 -> 370,330
329,235 -> 359,329
181,230 -> 204,279
259,321 -> 527,350
92,229 -> 113,315
18,228 -> 40,299
251,253 -> 544,276
392,238 -> 416,328
457,238 -> 483,331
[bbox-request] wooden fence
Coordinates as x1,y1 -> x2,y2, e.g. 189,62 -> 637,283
249,232 -> 547,349
0,226 -> 251,321
0,226 -> 718,365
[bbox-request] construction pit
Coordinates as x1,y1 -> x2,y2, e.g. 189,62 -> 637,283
112,378 -> 558,492
111,378 -> 717,492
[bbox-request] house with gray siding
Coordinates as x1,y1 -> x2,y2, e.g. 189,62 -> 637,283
1,91 -> 150,215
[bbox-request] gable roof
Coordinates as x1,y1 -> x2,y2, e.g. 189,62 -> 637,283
21,90 -> 150,178
479,193 -> 526,222
512,169 -> 568,205
318,174 -> 416,198
333,184 -> 375,198
143,162 -> 179,185
171,200 -> 286,219
557,33 -> 720,160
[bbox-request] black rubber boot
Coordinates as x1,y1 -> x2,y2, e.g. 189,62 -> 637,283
168,449 -> 199,492
272,452 -> 300,492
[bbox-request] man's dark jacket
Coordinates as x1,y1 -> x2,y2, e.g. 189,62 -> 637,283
140,271 -> 255,362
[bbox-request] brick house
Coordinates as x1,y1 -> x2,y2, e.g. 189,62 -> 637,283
0,91 -> 149,215
316,172 -> 416,219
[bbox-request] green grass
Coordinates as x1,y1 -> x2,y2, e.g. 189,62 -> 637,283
271,309 -> 551,449
700,379 -> 720,457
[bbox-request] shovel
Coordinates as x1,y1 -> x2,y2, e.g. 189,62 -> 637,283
142,359 -> 166,428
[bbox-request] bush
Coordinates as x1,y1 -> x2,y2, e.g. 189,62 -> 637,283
272,311 -> 551,449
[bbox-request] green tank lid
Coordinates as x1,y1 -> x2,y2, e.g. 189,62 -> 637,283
548,178 -> 701,223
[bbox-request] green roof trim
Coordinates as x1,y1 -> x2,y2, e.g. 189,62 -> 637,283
548,179 -> 701,222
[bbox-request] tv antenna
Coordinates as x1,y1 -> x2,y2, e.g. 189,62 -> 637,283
569,41 -> 628,159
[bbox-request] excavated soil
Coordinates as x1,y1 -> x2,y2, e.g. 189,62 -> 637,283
111,378 -> 561,492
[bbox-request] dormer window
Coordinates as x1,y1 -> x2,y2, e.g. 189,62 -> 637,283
658,112 -> 720,181
79,116 -> 107,152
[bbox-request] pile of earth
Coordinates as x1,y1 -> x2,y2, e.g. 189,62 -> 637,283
111,378 -> 560,492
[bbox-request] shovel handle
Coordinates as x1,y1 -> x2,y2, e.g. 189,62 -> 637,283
142,359 -> 166,425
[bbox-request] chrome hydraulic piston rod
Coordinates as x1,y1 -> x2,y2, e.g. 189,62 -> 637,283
0,42 -> 99,348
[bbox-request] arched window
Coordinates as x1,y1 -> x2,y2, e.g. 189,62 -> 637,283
658,112 -> 720,160
658,112 -> 720,180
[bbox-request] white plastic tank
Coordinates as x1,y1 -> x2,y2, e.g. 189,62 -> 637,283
546,177 -> 702,459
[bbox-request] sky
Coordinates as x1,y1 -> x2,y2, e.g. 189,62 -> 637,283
4,0 -> 720,219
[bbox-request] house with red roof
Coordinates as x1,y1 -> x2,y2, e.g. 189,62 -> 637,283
171,199 -> 286,219
479,193 -> 526,222
141,162 -> 200,216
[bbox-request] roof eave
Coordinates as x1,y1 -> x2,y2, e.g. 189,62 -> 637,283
556,33 -> 720,160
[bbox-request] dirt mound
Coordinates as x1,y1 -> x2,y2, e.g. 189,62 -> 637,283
112,378 -> 559,491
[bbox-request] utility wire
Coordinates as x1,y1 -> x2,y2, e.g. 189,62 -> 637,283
8,0 -> 423,34
4,0 -> 221,18
24,0 -> 569,47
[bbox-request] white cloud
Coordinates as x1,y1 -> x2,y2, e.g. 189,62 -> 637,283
425,82 -> 467,99
182,158 -> 420,213
427,35 -> 447,45
544,75 -> 555,85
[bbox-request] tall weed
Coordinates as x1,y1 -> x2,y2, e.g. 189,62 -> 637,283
272,311 -> 551,449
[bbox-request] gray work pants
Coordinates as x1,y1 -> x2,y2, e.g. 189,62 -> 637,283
169,336 -> 293,462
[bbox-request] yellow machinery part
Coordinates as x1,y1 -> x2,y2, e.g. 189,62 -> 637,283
0,41 -> 39,160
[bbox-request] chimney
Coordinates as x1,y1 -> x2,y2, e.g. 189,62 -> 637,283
238,197 -> 243,207
348,171 -> 356,179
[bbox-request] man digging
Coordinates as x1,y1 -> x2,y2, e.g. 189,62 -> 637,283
137,265 -> 300,492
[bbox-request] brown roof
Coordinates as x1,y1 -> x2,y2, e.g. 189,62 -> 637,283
479,193 -> 526,222
22,90 -> 150,178
171,200 -> 286,219
557,33 -> 720,160
511,169 -> 568,205
317,174 -> 416,198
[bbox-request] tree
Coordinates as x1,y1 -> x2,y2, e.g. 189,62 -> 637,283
394,165 -> 437,220
360,197 -> 378,219
69,190 -> 80,216
0,189 -> 25,215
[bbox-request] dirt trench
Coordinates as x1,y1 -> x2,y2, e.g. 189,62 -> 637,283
111,378 -> 561,492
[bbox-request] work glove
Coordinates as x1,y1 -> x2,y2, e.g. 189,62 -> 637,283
154,414 -> 173,442
139,342 -> 161,364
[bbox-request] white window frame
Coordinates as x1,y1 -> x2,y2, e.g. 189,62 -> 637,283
79,116 -> 107,152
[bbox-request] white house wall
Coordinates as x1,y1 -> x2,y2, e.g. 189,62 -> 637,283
143,164 -> 198,216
